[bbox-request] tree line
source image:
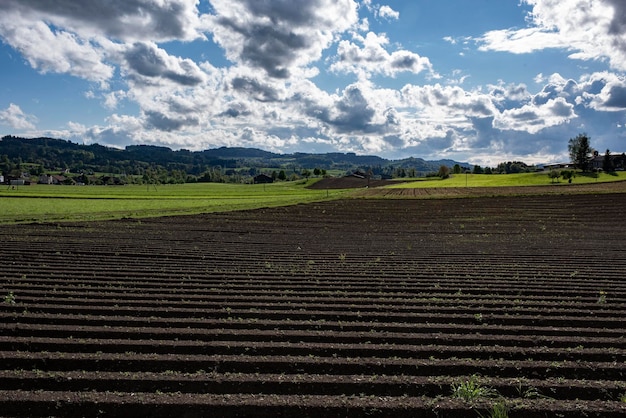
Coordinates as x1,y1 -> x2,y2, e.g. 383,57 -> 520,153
0,135 -> 471,184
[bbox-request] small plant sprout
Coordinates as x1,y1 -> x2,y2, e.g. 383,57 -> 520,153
3,292 -> 16,305
479,401 -> 509,418
597,290 -> 607,304
338,253 -> 346,262
451,375 -> 498,401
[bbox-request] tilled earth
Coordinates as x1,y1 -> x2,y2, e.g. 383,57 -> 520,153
0,193 -> 625,417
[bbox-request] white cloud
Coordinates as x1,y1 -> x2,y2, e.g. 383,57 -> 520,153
489,82 -> 531,103
121,42 -> 206,87
401,84 -> 499,123
362,1 -> 399,21
495,97 -> 576,133
0,104 -> 37,130
0,0 -> 206,43
478,0 -> 626,71
0,0 -> 212,86
578,71 -> 626,111
378,5 -> 399,21
332,32 -> 434,78
99,90 -> 128,110
0,16 -> 113,83
208,0 -> 358,79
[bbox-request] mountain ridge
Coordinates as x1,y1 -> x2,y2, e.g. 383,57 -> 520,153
0,135 -> 472,179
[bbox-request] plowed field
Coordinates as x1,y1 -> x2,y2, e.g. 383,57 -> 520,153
1,193 -> 625,417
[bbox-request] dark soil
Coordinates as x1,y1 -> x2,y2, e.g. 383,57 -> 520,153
1,193 -> 626,417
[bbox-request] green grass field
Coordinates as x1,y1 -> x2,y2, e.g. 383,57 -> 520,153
388,171 -> 626,188
3,171 -> 625,224
0,180 -> 347,224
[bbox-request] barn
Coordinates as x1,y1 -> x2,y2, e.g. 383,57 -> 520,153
253,174 -> 274,184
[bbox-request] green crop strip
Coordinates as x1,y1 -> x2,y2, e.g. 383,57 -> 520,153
0,180 -> 351,224
387,171 -> 626,188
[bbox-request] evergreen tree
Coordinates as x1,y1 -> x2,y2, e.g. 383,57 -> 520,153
603,149 -> 614,173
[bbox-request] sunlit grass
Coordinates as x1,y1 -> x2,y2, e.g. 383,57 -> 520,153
388,171 -> 626,188
0,180 -> 349,224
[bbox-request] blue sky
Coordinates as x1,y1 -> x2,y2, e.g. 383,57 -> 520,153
1,0 -> 626,166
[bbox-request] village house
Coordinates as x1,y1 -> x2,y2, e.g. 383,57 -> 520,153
38,174 -> 69,185
253,173 -> 273,184
589,152 -> 626,171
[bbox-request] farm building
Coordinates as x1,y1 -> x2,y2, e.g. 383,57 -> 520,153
542,163 -> 572,170
253,173 -> 273,184
590,152 -> 626,170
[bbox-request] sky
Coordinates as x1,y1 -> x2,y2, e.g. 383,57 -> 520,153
1,1 -> 626,166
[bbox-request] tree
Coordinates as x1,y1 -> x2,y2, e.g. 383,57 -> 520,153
453,164 -> 462,174
603,149 -> 614,173
277,170 -> 286,181
568,133 -> 593,171
472,165 -> 483,174
561,170 -> 574,183
438,165 -> 450,179
548,170 -> 560,184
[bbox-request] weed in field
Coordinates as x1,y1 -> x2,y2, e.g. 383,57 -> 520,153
478,401 -> 509,418
620,392 -> 626,403
451,375 -> 499,401
516,383 -> 550,399
597,290 -> 607,304
3,292 -> 16,305
338,253 -> 346,262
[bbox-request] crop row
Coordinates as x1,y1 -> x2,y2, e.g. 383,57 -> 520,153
1,193 -> 625,416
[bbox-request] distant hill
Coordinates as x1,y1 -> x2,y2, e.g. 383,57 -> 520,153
0,135 -> 472,182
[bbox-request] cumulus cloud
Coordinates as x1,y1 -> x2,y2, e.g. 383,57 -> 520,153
145,110 -> 200,132
495,97 -> 575,133
229,76 -> 282,103
0,17 -> 113,83
362,1 -> 399,21
489,82 -> 531,104
332,32 -> 434,78
378,5 -> 400,20
577,72 -> 626,111
478,0 -> 626,71
0,0 -> 206,43
208,0 -> 358,78
0,104 -> 37,130
401,84 -> 498,122
122,42 -> 205,87
0,0 -> 212,86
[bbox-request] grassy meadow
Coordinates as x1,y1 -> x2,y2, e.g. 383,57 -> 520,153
2,171 -> 625,224
388,170 -> 626,188
0,180 -> 347,224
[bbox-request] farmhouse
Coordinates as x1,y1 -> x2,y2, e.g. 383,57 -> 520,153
590,152 -> 626,171
253,173 -> 273,184
39,175 -> 71,185
543,163 -> 572,170
347,170 -> 368,179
